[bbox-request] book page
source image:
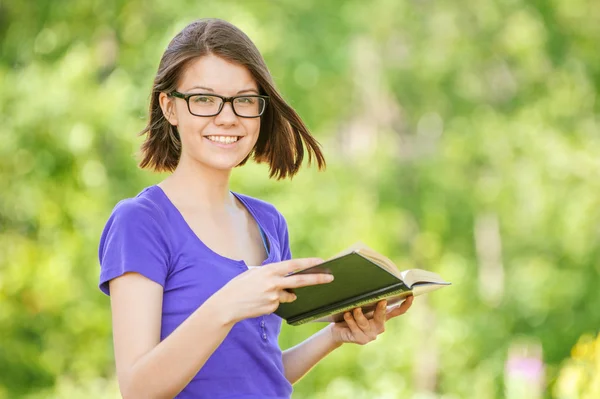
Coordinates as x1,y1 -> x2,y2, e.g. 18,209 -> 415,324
329,242 -> 450,286
307,284 -> 448,324
310,291 -> 413,323
411,283 -> 448,296
400,269 -> 450,287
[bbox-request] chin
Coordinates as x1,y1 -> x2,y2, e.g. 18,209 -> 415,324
197,154 -> 250,172
182,141 -> 256,172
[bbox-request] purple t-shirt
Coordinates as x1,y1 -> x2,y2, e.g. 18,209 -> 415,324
98,185 -> 293,399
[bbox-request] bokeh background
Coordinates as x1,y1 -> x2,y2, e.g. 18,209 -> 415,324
1,0 -> 599,398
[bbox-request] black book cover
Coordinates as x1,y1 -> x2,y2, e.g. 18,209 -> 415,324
275,252 -> 407,323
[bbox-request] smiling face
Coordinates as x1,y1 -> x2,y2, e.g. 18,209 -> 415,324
159,54 -> 261,173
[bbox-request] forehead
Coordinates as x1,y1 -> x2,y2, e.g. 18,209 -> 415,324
179,54 -> 257,93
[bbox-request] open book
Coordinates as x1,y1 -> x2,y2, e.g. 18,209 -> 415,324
275,242 -> 451,326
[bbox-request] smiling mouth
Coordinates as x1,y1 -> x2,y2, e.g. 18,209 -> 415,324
205,135 -> 241,144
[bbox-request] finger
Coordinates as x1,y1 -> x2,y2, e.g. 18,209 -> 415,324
333,320 -> 349,328
281,272 -> 334,289
343,312 -> 368,342
353,307 -> 371,332
278,290 -> 297,303
270,257 -> 324,276
372,300 -> 387,329
386,295 -> 414,320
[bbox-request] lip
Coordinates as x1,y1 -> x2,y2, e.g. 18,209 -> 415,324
203,135 -> 243,148
203,134 -> 243,137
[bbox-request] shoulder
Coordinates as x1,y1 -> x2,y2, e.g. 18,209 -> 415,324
106,186 -> 167,227
233,192 -> 289,234
99,186 -> 172,260
233,192 -> 292,260
98,186 -> 172,295
233,192 -> 284,221
100,186 -> 172,252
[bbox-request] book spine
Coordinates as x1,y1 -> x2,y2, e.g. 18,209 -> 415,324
289,287 -> 413,326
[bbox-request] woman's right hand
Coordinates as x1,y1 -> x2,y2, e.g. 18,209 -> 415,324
213,258 -> 333,324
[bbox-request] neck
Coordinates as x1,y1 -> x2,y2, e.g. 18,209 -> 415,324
160,157 -> 235,210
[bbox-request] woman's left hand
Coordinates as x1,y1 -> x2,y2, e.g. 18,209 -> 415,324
328,296 -> 414,346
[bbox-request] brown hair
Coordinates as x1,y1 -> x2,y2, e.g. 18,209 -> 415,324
139,18 -> 325,179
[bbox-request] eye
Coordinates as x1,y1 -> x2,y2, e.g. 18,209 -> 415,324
236,97 -> 256,105
192,95 -> 216,104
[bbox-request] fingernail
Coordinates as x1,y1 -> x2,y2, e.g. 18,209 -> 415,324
326,274 -> 334,282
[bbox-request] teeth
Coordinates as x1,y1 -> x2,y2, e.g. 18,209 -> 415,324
206,135 -> 239,144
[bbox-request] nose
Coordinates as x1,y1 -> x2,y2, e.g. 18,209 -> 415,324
214,100 -> 237,125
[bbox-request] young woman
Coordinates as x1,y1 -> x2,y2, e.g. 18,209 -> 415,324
99,18 -> 414,399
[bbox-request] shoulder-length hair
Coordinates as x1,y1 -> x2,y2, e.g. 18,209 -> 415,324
139,18 -> 325,179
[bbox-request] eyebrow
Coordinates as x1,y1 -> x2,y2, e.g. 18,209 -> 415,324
184,85 -> 259,95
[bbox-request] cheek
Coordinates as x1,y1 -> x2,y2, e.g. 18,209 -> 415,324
171,102 -> 188,126
244,119 -> 261,140
178,115 -> 211,138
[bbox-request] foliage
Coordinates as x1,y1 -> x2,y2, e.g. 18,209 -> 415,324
1,0 -> 599,398
554,333 -> 600,399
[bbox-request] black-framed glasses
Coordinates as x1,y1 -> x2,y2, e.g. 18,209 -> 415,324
169,91 -> 269,118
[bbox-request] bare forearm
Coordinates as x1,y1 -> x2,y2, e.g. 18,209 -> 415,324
282,325 -> 342,384
121,296 -> 234,399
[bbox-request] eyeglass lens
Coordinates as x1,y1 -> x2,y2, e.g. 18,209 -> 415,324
188,95 -> 265,117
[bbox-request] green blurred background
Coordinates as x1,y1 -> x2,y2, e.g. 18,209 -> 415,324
1,0 -> 599,398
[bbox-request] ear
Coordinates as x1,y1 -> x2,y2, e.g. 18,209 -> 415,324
159,92 -> 179,126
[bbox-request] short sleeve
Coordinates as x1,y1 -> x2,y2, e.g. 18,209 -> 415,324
98,198 -> 170,296
277,212 -> 292,262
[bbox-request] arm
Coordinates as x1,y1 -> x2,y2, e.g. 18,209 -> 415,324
110,272 -> 234,399
282,296 -> 415,385
102,202 -> 240,398
110,259 -> 333,399
282,324 -> 342,384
